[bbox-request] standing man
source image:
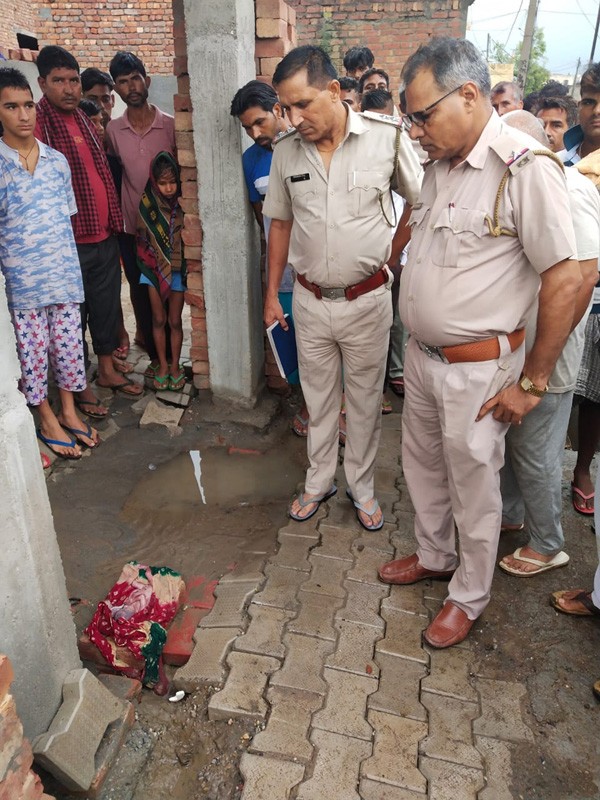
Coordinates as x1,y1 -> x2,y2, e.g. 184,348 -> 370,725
491,81 -> 524,116
378,38 -> 581,648
339,77 -> 360,111
106,51 -> 175,365
536,96 -> 578,153
35,46 -> 142,406
359,68 -> 390,96
81,68 -> 115,128
263,45 -> 422,530
343,46 -> 374,80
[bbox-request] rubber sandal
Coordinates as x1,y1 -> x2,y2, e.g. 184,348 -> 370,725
113,345 -> 129,361
346,489 -> 384,531
381,398 -> 393,415
96,377 -> 143,398
288,485 -> 337,522
571,483 -> 594,515
550,589 -> 600,616
144,360 -> 159,379
169,368 -> 186,392
389,378 -> 404,397
40,452 -> 51,469
498,547 -> 569,577
36,429 -> 82,460
61,420 -> 99,448
75,397 -> 108,419
153,373 -> 170,391
292,413 -> 309,437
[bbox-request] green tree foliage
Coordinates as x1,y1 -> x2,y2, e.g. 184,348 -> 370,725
489,39 -> 512,64
513,28 -> 551,93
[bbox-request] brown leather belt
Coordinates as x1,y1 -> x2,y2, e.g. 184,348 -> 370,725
416,328 -> 525,364
297,267 -> 387,301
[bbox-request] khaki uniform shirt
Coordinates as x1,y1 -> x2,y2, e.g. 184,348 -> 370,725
399,112 -> 577,347
263,107 -> 422,287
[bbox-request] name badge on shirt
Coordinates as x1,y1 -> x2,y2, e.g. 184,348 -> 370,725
290,173 -> 310,183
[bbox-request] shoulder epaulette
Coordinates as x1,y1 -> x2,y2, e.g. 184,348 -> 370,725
272,127 -> 297,145
359,110 -> 403,129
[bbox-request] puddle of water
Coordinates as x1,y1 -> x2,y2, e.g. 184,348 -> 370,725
124,446 -> 304,514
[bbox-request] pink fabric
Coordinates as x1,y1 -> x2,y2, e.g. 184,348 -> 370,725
105,106 -> 175,234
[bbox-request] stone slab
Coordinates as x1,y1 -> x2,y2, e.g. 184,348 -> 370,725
326,620 -> 382,678
32,669 -> 125,791
362,711 -> 427,793
234,603 -> 293,659
82,702 -> 135,798
173,627 -> 241,690
301,554 -> 349,599
312,667 -> 377,740
296,729 -> 372,800
199,580 -> 258,628
288,590 -> 344,641
268,534 -> 314,571
376,607 -> 429,665
368,652 -> 427,721
155,387 -> 192,408
239,752 -> 304,800
420,756 -> 485,800
270,633 -> 334,696
419,693 -> 483,770
472,678 -> 534,742
421,647 -> 478,703
359,780 -> 427,799
381,583 -> 428,617
475,735 -> 514,800
336,580 -> 388,629
208,651 -> 281,722
249,686 -> 323,764
139,399 -> 183,431
252,565 -> 307,611
219,555 -> 267,584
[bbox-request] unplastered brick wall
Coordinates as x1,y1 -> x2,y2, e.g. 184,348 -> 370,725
0,655 -> 54,800
288,0 -> 470,91
0,0 -> 37,54
30,0 -> 174,73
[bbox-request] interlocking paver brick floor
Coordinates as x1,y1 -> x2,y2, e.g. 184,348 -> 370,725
207,651 -> 281,721
252,564 -> 307,611
368,652 -> 427,721
199,581 -> 259,628
239,752 -> 305,800
472,678 -> 535,742
311,667 -> 376,740
420,756 -> 485,800
234,603 -> 293,660
287,590 -> 344,641
474,735 -> 514,800
359,779 -> 427,799
249,686 -> 323,764
173,627 -> 241,690
335,579 -> 388,629
346,545 -> 391,585
326,620 -> 382,677
419,693 -> 483,770
421,648 -> 478,703
270,633 -> 334,695
312,524 -> 356,560
295,729 -> 372,800
301,553 -> 349,598
382,583 -> 428,617
376,607 -> 429,664
268,533 -> 314,572
362,710 -> 427,793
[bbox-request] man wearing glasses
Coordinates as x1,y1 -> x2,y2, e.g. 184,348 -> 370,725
378,38 -> 581,648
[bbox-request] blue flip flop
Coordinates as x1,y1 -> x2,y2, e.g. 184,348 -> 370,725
61,420 -> 99,448
346,489 -> 384,531
36,429 -> 82,460
289,485 -> 337,522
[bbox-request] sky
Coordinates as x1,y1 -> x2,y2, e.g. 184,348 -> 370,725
466,0 -> 599,75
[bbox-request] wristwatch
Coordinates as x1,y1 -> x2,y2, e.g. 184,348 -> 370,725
519,375 -> 547,398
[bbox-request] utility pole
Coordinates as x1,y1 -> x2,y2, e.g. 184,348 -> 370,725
486,33 -> 490,61
571,57 -> 581,97
590,1 -> 600,64
517,0 -> 539,91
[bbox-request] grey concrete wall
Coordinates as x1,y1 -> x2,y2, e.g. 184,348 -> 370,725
0,276 -> 81,739
184,0 -> 264,405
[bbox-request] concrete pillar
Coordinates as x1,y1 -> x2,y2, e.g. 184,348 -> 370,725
184,0 -> 265,406
0,276 -> 81,739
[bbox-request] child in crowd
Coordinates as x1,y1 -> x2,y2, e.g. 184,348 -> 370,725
0,67 -> 99,460
79,98 -> 105,142
136,151 -> 186,391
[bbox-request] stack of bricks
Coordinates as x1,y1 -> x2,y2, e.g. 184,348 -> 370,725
287,0 -> 468,86
255,0 -> 297,82
30,0 -> 174,74
0,655 -> 54,800
1,48 -> 37,62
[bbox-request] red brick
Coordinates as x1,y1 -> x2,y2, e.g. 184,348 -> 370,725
256,17 -> 287,39
174,111 -> 193,132
178,197 -> 199,215
173,93 -> 192,112
193,374 -> 210,390
178,148 -> 196,168
255,38 -> 287,58
175,131 -> 194,151
256,0 -> 288,19
179,166 -> 197,182
260,56 -> 283,76
191,359 -> 210,375
185,271 -> 203,291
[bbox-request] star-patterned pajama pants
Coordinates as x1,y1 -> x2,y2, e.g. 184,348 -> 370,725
10,303 -> 87,406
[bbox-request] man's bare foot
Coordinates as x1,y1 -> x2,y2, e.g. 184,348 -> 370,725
500,545 -> 556,574
289,492 -> 321,519
356,498 -> 383,529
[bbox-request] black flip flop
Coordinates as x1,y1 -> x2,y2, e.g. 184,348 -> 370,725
61,420 -> 99,448
96,377 -> 143,398
75,397 -> 108,419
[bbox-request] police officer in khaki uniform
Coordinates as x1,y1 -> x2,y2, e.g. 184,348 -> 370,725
263,46 -> 422,531
378,38 -> 582,648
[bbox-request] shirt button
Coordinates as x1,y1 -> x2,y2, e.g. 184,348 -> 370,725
329,191 -> 334,196
329,223 -> 334,228
416,258 -> 422,264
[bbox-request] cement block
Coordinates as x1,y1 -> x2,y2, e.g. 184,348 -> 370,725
208,651 -> 280,722
252,565 -> 307,610
96,674 -> 142,704
472,678 -> 534,742
419,693 -> 483,770
155,387 -> 192,408
199,580 -> 258,628
381,583 -> 428,617
299,554 -> 348,599
32,669 -> 125,791
234,603 -> 293,659
219,554 -> 267,584
296,729 -> 372,800
376,607 -> 429,665
249,686 -> 323,763
336,580 -> 388,629
268,534 -> 314,571
359,779 -> 427,799
173,627 -> 241,690
312,668 -> 376,741
355,528 -> 395,555
139,399 -> 183,431
420,756 -> 484,800
313,525 -> 356,561
287,590 -> 344,641
475,735 -> 514,800
362,711 -> 427,793
421,648 -> 478,703
240,752 -> 305,800
276,521 -> 322,542
346,545 -> 391,586
326,620 -> 382,678
368,652 -> 427,721
270,633 -> 334,696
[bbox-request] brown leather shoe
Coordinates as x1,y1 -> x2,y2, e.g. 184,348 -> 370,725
378,553 -> 456,585
424,602 -> 475,649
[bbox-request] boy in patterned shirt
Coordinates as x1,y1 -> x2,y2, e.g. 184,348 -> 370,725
0,67 -> 99,459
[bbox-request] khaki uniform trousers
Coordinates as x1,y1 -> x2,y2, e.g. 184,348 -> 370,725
401,336 -> 525,619
292,280 -> 393,504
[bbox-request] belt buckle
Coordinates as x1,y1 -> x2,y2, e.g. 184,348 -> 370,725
420,342 -> 449,364
320,287 -> 346,300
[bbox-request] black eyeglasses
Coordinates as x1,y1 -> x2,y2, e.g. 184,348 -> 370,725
403,85 -> 464,129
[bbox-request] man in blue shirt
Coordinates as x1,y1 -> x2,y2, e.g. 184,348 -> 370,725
231,81 -> 309,436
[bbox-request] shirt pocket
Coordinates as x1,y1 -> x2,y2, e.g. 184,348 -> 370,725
431,207 -> 488,268
288,178 -> 316,222
408,203 -> 430,229
347,170 -> 387,218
